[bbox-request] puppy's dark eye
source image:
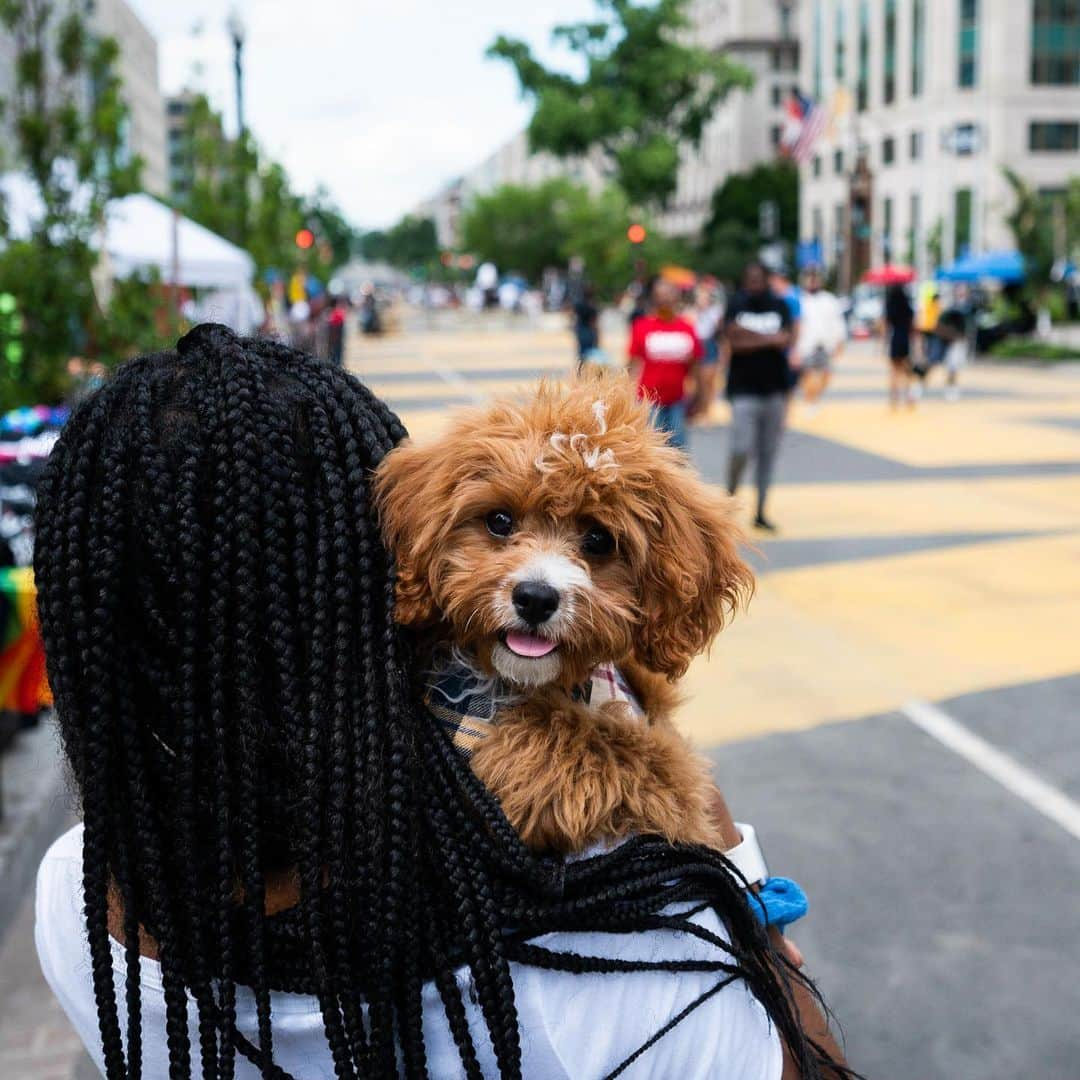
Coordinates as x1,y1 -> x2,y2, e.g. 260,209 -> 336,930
486,509 -> 515,538
582,524 -> 615,557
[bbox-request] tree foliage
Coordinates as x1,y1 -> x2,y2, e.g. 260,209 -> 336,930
175,94 -> 357,283
461,179 -> 689,295
0,0 -> 146,408
1003,167 -> 1056,287
489,0 -> 753,208
359,216 -> 438,268
697,161 -> 798,279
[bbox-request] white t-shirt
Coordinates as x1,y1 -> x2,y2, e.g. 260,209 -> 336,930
36,825 -> 781,1079
796,290 -> 847,355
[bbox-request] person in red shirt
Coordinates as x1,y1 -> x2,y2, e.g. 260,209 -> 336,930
627,278 -> 704,450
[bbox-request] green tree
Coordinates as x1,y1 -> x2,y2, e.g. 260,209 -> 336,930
0,0 -> 142,408
698,161 -> 798,278
1003,167 -> 1055,286
462,181 -> 573,280
302,186 -> 358,269
489,0 -> 752,208
360,216 -> 438,269
461,179 -> 688,295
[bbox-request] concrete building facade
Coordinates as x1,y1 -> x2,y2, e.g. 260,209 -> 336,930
798,0 -> 1080,289
415,0 -> 801,247
0,0 -> 167,197
87,0 -> 167,196
658,0 -> 800,235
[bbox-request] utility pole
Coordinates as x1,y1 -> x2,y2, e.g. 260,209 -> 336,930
227,8 -> 248,246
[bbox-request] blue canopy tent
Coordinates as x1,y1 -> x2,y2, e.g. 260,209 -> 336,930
936,250 -> 1026,284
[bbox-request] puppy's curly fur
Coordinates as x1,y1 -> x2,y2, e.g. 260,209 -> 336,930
374,374 -> 753,853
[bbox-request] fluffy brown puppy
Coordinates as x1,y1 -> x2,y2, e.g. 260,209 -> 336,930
374,374 -> 753,853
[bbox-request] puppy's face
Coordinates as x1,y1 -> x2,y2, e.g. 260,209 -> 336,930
374,376 -> 752,689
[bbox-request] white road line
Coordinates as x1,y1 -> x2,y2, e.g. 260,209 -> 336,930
424,348 -> 485,405
901,699 -> 1080,842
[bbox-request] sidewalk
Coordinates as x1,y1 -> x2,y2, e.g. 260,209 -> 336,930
0,719 -> 88,1078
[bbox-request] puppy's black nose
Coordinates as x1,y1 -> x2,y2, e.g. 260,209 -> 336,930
512,581 -> 560,626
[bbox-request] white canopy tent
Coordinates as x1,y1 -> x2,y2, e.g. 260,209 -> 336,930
1,174 -> 254,290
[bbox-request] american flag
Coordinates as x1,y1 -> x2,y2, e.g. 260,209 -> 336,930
780,90 -> 828,164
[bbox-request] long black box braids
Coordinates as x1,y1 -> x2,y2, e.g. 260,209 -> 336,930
34,324 -> 855,1079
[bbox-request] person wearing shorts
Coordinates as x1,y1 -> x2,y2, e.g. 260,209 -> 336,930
884,283 -> 915,409
795,266 -> 846,411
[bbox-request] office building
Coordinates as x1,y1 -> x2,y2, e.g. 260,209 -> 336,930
87,0 -> 168,196
798,0 -> 1080,289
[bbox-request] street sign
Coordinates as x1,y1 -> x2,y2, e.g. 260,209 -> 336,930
941,123 -> 983,156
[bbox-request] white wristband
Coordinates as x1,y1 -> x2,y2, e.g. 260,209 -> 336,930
725,822 -> 769,887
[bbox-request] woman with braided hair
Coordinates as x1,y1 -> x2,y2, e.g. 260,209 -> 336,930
33,324 -> 853,1078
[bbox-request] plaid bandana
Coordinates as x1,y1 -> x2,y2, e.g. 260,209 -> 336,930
424,655 -> 644,759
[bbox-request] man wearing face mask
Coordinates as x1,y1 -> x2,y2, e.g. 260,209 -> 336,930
723,261 -> 795,532
628,277 -> 705,451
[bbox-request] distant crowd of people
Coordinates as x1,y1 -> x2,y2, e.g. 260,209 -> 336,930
577,260 -> 846,533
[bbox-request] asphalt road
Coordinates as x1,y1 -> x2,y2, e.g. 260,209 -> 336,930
1,317 -> 1077,1079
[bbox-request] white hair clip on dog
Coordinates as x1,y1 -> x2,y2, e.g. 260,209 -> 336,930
536,399 -> 618,476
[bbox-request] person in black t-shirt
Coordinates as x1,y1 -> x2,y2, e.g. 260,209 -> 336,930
884,283 -> 915,408
722,261 -> 794,532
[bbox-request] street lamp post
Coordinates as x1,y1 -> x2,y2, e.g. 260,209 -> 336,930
226,8 -> 248,244
227,8 -> 246,138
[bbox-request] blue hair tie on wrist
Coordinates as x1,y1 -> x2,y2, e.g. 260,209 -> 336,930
748,877 -> 808,931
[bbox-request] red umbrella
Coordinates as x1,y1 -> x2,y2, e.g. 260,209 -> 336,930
862,264 -> 916,285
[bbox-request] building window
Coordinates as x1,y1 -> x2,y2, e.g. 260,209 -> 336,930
835,2 -> 847,83
909,191 -> 921,264
954,188 -> 973,257
834,148 -> 845,174
812,206 -> 824,244
910,130 -> 923,160
813,155 -> 823,178
884,0 -> 898,103
1032,1 -> 1080,84
958,0 -> 980,88
1029,121 -> 1080,150
857,1 -> 871,110
911,0 -> 926,96
882,136 -> 896,165
772,85 -> 783,107
813,1 -> 824,101
771,124 -> 783,149
883,196 -> 894,262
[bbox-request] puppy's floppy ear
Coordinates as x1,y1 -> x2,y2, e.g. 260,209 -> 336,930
372,440 -> 443,626
635,458 -> 753,679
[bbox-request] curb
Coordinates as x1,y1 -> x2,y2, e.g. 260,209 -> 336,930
0,717 -> 74,951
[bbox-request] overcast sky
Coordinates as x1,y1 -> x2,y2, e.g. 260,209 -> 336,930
128,0 -> 595,229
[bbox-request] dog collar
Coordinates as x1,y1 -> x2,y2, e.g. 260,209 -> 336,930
424,656 -> 644,759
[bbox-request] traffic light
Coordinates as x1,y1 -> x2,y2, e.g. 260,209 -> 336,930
627,223 -> 647,244
295,228 -> 315,250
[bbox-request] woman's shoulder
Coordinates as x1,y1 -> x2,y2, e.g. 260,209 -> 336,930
514,901 -> 783,1079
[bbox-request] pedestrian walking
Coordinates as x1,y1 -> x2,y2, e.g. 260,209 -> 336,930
724,261 -> 795,532
937,289 -> 971,402
572,284 -> 600,368
883,283 -> 915,409
913,285 -> 944,397
795,266 -> 846,413
326,294 -> 348,367
692,278 -> 726,408
627,277 -> 704,450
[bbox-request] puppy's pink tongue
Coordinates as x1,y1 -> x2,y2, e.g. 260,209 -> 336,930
504,631 -> 557,658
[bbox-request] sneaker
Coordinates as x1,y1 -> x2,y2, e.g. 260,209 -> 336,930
910,383 -> 924,401
945,386 -> 960,402
753,514 -> 778,533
